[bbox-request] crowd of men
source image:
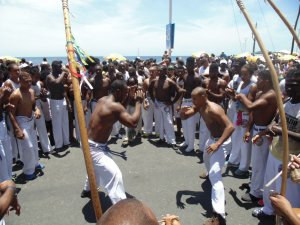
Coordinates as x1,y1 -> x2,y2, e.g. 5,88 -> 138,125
0,53 -> 299,225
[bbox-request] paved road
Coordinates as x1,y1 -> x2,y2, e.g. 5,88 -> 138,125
5,135 -> 274,225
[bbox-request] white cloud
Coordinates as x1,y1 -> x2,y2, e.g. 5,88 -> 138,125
0,0 -> 298,57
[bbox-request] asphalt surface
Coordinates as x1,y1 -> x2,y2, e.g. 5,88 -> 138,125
5,134 -> 275,225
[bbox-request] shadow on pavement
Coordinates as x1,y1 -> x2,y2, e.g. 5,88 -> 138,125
176,179 -> 212,218
51,150 -> 71,158
82,192 -> 135,223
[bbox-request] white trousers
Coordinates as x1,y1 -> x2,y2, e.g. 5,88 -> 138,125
74,100 -> 91,142
125,105 -> 142,141
0,117 -> 12,181
153,102 -> 161,135
181,99 -> 196,151
49,99 -> 70,148
142,99 -> 154,134
40,99 -> 52,122
35,100 -> 51,153
204,137 -> 231,218
83,141 -> 126,204
226,100 -> 235,123
199,117 -> 209,152
6,116 -> 22,161
155,101 -> 176,145
228,117 -> 252,171
262,153 -> 300,215
111,121 -> 121,137
16,116 -> 39,175
250,125 -> 270,198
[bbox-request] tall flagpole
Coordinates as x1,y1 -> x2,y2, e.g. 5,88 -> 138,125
235,1 -> 289,224
169,0 -> 172,57
266,0 -> 300,50
61,0 -> 102,220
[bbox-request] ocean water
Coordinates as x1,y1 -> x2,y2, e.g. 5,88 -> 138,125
20,56 -> 189,66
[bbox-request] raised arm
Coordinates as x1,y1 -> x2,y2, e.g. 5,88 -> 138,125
117,90 -> 144,128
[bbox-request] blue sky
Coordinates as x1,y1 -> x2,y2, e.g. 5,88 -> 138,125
0,0 -> 299,57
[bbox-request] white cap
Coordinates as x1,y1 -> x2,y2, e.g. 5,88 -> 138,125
220,59 -> 227,65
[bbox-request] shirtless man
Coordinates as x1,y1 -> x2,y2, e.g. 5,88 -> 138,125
46,61 -> 70,151
3,63 -> 21,162
0,86 -> 13,181
9,72 -> 43,180
81,80 -> 144,204
179,57 -> 201,152
199,63 -> 227,153
252,68 -> 300,219
180,87 -> 234,225
234,69 -> 277,202
89,64 -> 111,112
149,65 -> 183,149
142,65 -> 159,137
29,66 -> 53,155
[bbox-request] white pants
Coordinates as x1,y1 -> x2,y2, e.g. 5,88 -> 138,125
226,100 -> 235,123
16,116 -> 39,175
35,100 -> 51,153
142,99 -> 154,134
125,105 -> 142,141
40,99 -> 52,122
155,100 -> 176,145
111,121 -> 121,137
181,99 -> 196,151
0,117 -> 12,182
250,125 -> 270,198
199,117 -> 209,152
74,100 -> 91,142
83,140 -> 126,204
6,116 -> 22,161
204,137 -> 231,218
50,99 -> 70,148
153,102 -> 161,135
262,153 -> 300,215
228,114 -> 252,171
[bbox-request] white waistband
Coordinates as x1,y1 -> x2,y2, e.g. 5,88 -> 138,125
88,139 -> 107,147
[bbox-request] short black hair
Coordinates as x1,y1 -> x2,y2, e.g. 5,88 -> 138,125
209,62 -> 219,72
257,69 -> 272,82
29,66 -> 40,76
111,80 -> 127,93
51,60 -> 62,69
186,57 -> 195,67
286,68 -> 300,79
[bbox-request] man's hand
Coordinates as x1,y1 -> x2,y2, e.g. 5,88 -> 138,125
251,134 -> 262,145
225,88 -> 236,99
34,108 -> 41,119
206,142 -> 219,154
15,128 -> 25,139
289,155 -> 300,170
134,90 -> 144,103
270,194 -> 294,218
8,197 -> 21,216
3,103 -> 15,113
143,99 -> 150,110
179,106 -> 190,120
2,86 -> 12,102
243,131 -> 250,143
161,214 -> 181,225
267,123 -> 279,136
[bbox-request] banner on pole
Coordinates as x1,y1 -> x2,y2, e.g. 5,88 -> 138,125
166,23 -> 175,49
